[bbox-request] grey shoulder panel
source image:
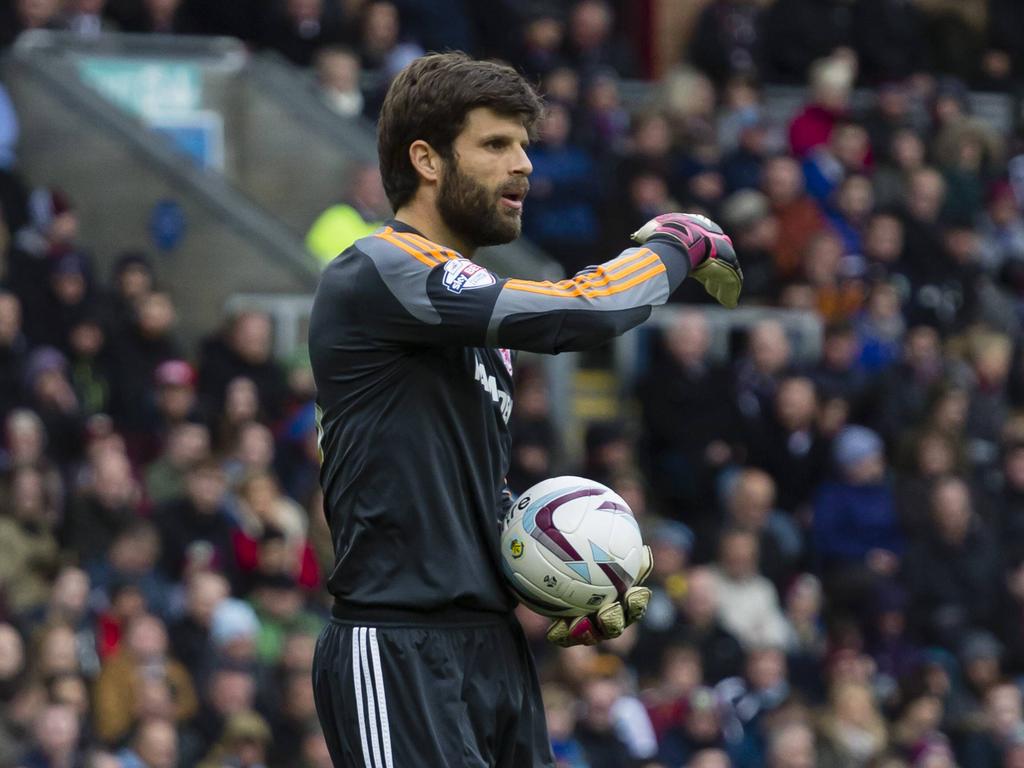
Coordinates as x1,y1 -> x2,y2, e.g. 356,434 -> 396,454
356,234 -> 441,325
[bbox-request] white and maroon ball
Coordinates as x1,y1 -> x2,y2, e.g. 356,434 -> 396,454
500,476 -> 645,618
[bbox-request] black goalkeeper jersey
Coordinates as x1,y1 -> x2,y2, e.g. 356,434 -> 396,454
308,219 -> 690,620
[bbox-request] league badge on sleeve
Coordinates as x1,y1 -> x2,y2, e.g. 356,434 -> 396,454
442,259 -> 496,294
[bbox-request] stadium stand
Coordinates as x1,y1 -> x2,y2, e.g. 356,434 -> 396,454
3,1 -> 1024,767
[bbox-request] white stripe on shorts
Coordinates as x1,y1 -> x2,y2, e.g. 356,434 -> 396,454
368,628 -> 394,768
359,627 -> 384,768
351,626 -> 372,767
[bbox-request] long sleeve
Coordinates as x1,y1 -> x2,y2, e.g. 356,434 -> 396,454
346,225 -> 690,354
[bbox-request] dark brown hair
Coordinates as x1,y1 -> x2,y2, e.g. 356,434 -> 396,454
377,52 -> 543,210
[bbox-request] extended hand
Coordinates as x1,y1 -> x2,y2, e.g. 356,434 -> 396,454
631,213 -> 743,308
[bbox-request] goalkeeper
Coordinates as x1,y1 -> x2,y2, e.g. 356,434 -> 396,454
309,51 -> 742,768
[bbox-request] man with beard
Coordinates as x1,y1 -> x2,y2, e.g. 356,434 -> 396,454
308,51 -> 743,768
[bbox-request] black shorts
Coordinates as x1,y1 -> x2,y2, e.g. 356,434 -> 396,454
312,612 -> 554,768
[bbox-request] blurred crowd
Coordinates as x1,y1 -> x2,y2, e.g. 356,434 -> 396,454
5,1 -> 1024,768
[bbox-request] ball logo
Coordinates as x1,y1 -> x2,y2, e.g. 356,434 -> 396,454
543,574 -> 558,588
442,259 -> 496,294
517,496 -> 531,510
509,539 -> 524,559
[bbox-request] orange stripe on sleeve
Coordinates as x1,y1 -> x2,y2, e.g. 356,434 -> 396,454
505,249 -> 661,297
505,262 -> 666,298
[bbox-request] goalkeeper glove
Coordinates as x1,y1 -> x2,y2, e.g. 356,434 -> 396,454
546,545 -> 654,647
631,212 -> 743,308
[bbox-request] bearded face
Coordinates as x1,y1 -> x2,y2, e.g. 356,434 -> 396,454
437,155 -> 529,249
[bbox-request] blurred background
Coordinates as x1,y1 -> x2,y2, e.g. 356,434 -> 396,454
2,1 -> 1024,767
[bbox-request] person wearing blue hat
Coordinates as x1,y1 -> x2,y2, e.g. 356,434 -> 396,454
812,424 -> 904,616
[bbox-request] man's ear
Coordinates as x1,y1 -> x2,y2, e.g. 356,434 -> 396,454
409,139 -> 441,184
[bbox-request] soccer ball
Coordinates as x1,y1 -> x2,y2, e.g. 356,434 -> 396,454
500,476 -> 645,618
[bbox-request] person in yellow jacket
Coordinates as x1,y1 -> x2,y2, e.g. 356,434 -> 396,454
93,614 -> 198,745
306,163 -> 390,265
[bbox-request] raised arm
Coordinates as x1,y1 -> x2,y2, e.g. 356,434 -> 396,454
357,214 -> 742,353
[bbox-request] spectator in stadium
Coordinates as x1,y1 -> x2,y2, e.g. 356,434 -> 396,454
657,685 -> 736,766
0,465 -> 60,615
66,315 -> 112,419
92,613 -> 197,745
155,458 -> 238,584
88,520 -> 172,620
734,318 -> 794,423
642,643 -> 704,737
576,71 -> 631,159
507,368 -> 559,493
178,663 -> 258,767
233,469 -> 318,584
23,345 -> 84,468
247,571 -> 322,664
266,667 -> 319,767
0,290 -> 27,418
65,445 -> 140,566
749,376 -> 830,514
817,681 -> 889,766
151,358 -> 202,434
563,0 -> 637,79
787,53 -> 856,158
315,46 -> 365,119
356,1 -> 423,76
709,528 -> 788,650
106,251 -> 155,336
260,0 -> 351,68
638,310 -> 739,519
689,0 -> 768,87
19,702 -> 82,768
718,189 -> 779,300
62,0 -> 118,36
628,521 -> 692,677
199,310 -> 288,423
209,599 -> 260,669
169,570 -> 229,678
111,290 -> 182,451
981,182 -> 1024,284
874,127 -> 928,211
543,682 -> 589,768
144,420 -> 209,505
812,425 -> 903,613
723,468 -> 802,590
573,674 -> 636,768
762,155 -> 827,281
521,101 -> 600,274
117,717 -> 178,768
716,645 -> 791,739
802,121 -> 872,207
305,163 -> 388,265
765,721 -> 818,768
122,0 -> 197,34
905,476 -> 1002,645
198,710 -> 272,768
516,12 -> 566,80
4,0 -> 63,44
994,441 -> 1024,553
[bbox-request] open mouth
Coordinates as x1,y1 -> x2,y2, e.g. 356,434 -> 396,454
500,191 -> 524,210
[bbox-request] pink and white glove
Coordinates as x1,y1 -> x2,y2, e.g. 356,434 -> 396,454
631,213 -> 743,309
